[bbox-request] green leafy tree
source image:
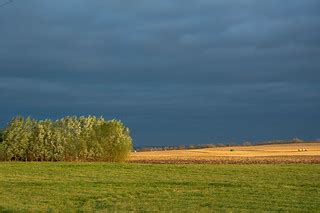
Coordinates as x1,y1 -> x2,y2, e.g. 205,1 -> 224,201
16,117 -> 34,161
2,116 -> 25,160
93,120 -> 132,162
0,128 -> 4,143
0,128 -> 4,160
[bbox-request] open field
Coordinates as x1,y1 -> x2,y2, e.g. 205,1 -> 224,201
0,163 -> 319,212
130,142 -> 320,164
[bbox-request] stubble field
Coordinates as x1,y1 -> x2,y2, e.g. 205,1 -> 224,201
130,142 -> 320,164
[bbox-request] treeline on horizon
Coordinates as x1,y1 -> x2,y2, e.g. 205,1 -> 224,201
135,138 -> 309,152
0,116 -> 132,162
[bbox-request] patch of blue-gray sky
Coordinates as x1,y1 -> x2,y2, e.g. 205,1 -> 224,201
0,0 -> 319,146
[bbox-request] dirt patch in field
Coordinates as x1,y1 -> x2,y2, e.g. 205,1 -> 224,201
129,142 -> 320,164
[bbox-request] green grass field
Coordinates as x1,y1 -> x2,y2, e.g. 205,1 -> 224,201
0,163 -> 319,212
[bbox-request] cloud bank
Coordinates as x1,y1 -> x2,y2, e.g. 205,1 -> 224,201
0,0 -> 319,145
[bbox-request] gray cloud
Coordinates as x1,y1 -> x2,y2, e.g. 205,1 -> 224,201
0,0 -> 319,145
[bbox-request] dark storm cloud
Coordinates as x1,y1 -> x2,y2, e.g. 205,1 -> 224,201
0,0 -> 319,145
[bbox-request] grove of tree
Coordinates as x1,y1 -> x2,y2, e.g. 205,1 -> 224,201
0,116 -> 132,162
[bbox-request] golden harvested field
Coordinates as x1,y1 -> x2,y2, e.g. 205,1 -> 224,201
130,142 -> 320,164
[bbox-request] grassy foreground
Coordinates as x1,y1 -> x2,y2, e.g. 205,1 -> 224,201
0,163 -> 319,212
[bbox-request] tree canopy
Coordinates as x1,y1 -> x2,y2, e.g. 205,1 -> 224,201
0,116 -> 132,162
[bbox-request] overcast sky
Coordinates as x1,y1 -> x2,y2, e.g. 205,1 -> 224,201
0,0 -> 319,146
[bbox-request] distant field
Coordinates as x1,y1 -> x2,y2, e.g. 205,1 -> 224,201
0,163 -> 319,212
130,142 -> 320,164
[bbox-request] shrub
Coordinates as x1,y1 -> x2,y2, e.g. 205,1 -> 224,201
292,138 -> 304,143
188,145 -> 195,149
242,141 -> 252,146
92,120 -> 132,162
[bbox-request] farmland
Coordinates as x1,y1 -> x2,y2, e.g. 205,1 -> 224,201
0,163 -> 320,212
0,143 -> 319,211
130,142 -> 320,164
